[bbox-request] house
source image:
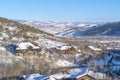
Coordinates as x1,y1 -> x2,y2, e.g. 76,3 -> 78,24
53,45 -> 78,54
76,75 -> 97,80
5,41 -> 41,55
16,41 -> 41,52
85,46 -> 102,55
49,68 -> 97,80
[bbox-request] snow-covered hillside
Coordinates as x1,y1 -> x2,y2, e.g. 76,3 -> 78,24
0,17 -> 66,47
80,22 -> 120,36
0,17 -> 120,80
16,20 -> 99,37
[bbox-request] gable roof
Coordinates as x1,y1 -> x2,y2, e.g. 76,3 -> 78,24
50,68 -> 88,79
5,44 -> 17,54
23,73 -> 48,80
67,68 -> 88,79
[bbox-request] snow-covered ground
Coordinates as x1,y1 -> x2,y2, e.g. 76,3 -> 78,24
0,47 -> 16,64
55,60 -> 78,67
17,20 -> 99,37
54,45 -> 72,50
88,46 -> 102,51
1,18 -> 120,80
88,71 -> 105,79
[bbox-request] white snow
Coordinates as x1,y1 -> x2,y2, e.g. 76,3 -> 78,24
89,40 -> 120,43
8,27 -> 18,31
23,73 -> 47,80
16,42 -> 40,50
56,60 -> 78,67
75,53 -> 82,62
0,47 -> 6,52
18,20 -> 99,37
88,71 -> 105,79
11,37 -> 18,41
77,24 -> 87,27
55,45 -> 71,50
36,39 -> 65,48
2,33 -> 9,38
50,73 -> 68,79
88,46 -> 102,51
0,48 -> 14,64
68,68 -> 88,79
0,37 -> 3,40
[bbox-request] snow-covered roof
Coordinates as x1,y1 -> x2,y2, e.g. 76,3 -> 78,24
88,46 -> 102,51
50,68 -> 88,79
55,45 -> 72,50
50,73 -> 68,80
16,42 -> 40,50
67,68 -> 88,79
23,73 -> 48,80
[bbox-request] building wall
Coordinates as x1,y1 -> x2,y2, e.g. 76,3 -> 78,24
78,75 -> 97,80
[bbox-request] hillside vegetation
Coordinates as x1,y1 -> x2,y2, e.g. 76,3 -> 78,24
0,17 -> 55,46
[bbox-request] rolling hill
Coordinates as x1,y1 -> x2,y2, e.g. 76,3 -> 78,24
80,22 -> 120,36
16,20 -> 99,37
0,17 -> 65,47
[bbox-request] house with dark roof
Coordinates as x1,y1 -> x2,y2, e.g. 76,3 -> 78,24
53,45 -> 78,54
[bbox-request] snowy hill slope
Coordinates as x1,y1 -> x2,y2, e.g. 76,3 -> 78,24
16,20 -> 99,37
80,22 -> 120,36
17,20 -> 120,37
0,17 -> 66,47
0,17 -> 50,42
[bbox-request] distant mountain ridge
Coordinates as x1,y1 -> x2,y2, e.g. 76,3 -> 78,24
16,20 -> 120,37
16,20 -> 100,37
79,22 -> 120,36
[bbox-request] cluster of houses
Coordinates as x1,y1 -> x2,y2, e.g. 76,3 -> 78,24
51,44 -> 79,54
2,68 -> 101,80
3,41 -> 107,80
5,41 -> 80,56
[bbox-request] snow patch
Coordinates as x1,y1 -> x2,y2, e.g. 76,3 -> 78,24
88,46 -> 102,51
56,60 -> 78,67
